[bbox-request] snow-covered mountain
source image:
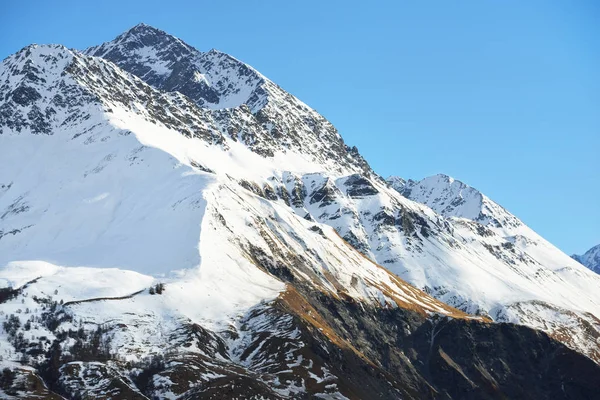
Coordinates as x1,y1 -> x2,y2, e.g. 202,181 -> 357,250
0,24 -> 599,398
85,25 -> 600,366
573,244 -> 600,274
387,174 -> 600,360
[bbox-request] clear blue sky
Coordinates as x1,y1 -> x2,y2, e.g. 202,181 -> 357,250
2,1 -> 598,255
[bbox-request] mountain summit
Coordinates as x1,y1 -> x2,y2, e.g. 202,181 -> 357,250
0,25 -> 599,399
86,24 -> 372,177
388,173 -> 522,232
86,23 -> 265,110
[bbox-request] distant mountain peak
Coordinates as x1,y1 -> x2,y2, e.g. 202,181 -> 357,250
572,244 -> 600,273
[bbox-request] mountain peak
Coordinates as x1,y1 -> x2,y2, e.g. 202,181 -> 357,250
386,175 -> 407,188
432,173 -> 454,182
572,244 -> 600,273
388,174 -> 522,231
3,43 -> 74,84
82,25 -> 373,175
84,24 -> 265,110
118,23 -> 183,46
85,23 -> 198,87
10,43 -> 72,62
129,21 -> 154,30
119,22 -> 175,39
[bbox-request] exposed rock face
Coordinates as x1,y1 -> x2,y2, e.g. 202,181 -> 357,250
0,24 -> 599,399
